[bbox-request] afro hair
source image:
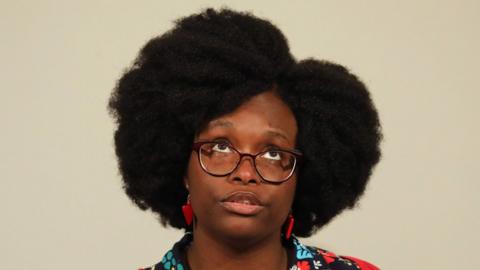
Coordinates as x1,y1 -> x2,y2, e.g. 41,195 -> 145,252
108,8 -> 382,237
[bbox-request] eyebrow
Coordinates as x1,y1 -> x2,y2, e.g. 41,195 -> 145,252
207,119 -> 233,129
265,130 -> 289,142
208,120 -> 290,142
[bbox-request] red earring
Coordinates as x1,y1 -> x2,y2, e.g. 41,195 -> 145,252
182,195 -> 193,226
284,213 -> 295,240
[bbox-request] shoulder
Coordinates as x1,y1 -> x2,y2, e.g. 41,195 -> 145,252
290,236 -> 379,270
313,247 -> 380,270
138,235 -> 191,270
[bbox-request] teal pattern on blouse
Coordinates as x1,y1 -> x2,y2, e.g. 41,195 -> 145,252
139,233 -> 379,270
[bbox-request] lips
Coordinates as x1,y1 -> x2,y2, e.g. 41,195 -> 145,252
220,191 -> 264,216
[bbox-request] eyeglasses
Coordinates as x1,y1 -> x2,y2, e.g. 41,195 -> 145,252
192,141 -> 302,184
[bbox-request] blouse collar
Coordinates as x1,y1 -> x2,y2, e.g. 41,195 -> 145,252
156,233 -> 332,270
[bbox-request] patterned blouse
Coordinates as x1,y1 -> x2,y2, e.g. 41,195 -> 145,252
139,233 -> 379,270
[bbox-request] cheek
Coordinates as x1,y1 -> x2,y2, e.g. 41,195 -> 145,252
270,177 -> 297,220
280,172 -> 297,199
185,155 -> 220,210
185,153 -> 210,189
283,178 -> 297,210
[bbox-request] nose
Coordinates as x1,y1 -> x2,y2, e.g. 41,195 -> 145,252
230,155 -> 261,185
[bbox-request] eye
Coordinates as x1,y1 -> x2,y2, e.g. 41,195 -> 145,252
211,142 -> 232,153
261,150 -> 281,161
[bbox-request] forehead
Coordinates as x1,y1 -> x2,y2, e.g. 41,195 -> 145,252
202,91 -> 297,145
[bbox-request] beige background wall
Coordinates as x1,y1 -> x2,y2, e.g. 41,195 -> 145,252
1,1 -> 479,269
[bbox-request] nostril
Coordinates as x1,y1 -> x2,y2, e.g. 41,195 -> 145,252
231,175 -> 259,185
247,178 -> 258,184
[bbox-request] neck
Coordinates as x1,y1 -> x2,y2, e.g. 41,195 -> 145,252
186,227 -> 287,270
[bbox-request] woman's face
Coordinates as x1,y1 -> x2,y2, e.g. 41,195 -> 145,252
184,91 -> 298,243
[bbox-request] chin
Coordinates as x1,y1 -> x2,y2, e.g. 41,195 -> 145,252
215,217 -> 277,245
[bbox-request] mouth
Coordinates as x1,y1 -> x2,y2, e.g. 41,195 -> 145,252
219,191 -> 265,216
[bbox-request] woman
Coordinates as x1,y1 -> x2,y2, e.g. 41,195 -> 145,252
109,8 -> 382,270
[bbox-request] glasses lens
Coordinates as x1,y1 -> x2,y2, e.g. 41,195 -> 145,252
255,150 -> 296,182
199,142 -> 239,175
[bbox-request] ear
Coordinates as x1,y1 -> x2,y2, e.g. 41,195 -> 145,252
183,176 -> 190,191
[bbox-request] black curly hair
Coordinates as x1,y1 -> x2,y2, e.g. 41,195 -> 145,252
108,8 -> 382,237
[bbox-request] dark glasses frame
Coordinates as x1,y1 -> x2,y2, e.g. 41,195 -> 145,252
192,141 -> 303,184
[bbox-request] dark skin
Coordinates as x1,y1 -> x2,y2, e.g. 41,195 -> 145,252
184,91 -> 298,270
